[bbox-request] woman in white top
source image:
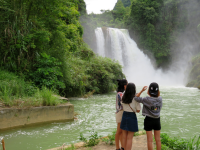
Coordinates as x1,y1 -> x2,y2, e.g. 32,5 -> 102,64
120,83 -> 141,150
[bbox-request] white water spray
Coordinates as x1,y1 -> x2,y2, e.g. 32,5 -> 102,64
94,27 -> 187,86
95,28 -> 105,57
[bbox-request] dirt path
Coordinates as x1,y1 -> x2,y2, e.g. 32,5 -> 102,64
76,135 -> 148,150
49,134 -> 149,150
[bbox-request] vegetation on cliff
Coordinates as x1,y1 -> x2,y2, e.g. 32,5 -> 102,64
0,0 -> 124,105
186,53 -> 200,89
80,0 -> 200,88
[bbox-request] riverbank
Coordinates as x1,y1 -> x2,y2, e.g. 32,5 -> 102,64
48,131 -> 148,150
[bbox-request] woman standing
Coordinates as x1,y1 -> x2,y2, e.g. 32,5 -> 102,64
134,83 -> 162,150
115,79 -> 128,150
120,83 -> 141,150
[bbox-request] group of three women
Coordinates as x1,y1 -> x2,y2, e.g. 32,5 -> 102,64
115,79 -> 162,150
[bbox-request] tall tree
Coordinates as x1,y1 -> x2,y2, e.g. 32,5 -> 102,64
121,0 -> 131,7
113,0 -> 126,20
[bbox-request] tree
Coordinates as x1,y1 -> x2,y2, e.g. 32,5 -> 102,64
121,0 -> 131,7
113,0 -> 126,20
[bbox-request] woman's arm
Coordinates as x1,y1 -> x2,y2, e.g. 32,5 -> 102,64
136,86 -> 148,97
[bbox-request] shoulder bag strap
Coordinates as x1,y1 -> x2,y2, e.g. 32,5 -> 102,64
128,104 -> 135,113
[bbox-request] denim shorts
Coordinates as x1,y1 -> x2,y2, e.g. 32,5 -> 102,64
120,111 -> 139,132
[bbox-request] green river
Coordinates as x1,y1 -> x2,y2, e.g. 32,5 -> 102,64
0,86 -> 200,150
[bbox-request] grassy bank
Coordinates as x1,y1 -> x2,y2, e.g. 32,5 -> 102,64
0,70 -> 64,107
161,133 -> 200,150
55,131 -> 200,150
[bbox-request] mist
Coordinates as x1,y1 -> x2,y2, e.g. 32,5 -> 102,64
167,0 -> 200,85
82,0 -> 200,86
95,28 -> 186,86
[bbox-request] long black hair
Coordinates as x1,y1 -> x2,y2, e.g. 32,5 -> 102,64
116,79 -> 128,92
122,83 -> 136,104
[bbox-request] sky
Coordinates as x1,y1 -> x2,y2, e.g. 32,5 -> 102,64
83,0 -> 118,14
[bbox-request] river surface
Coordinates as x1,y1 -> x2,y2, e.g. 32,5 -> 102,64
0,86 -> 200,150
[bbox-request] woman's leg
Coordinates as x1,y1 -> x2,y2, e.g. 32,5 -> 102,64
121,130 -> 128,150
154,130 -> 161,150
146,131 -> 153,150
125,131 -> 134,150
115,123 -> 122,149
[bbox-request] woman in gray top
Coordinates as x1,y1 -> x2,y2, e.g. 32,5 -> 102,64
134,82 -> 162,150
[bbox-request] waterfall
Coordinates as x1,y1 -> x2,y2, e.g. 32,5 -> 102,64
94,27 -> 186,86
95,28 -> 105,57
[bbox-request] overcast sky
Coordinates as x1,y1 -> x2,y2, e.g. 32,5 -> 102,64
84,0 -> 118,14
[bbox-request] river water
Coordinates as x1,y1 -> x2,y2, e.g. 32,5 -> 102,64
0,86 -> 200,150
1,28 -> 199,149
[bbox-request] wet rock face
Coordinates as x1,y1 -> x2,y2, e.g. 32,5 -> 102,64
186,56 -> 200,89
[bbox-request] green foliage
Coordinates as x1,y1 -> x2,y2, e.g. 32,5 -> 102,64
125,0 -> 170,65
0,0 -> 81,78
0,70 -> 36,105
123,0 -> 200,66
102,130 -> 116,145
161,133 -> 200,150
0,0 -> 125,98
113,0 -> 126,21
65,50 -> 124,97
198,24 -> 200,33
0,70 -> 63,107
187,54 -> 200,88
161,144 -> 172,150
29,53 -> 65,90
65,144 -> 76,150
161,133 -> 187,149
78,0 -> 87,15
79,130 -> 100,147
114,0 -> 131,9
186,135 -> 200,150
121,0 -> 131,7
39,87 -> 60,106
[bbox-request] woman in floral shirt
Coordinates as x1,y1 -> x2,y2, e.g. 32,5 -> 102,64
115,79 -> 128,150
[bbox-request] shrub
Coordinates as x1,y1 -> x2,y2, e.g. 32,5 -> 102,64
160,133 -> 200,150
29,53 -> 65,91
64,51 -> 125,97
0,70 -> 36,106
79,130 -> 100,147
65,144 -> 76,150
161,133 -> 187,149
186,135 -> 200,150
36,87 -> 60,106
102,130 -> 116,145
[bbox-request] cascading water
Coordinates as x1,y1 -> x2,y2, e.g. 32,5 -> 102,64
94,27 -> 187,86
94,28 -> 105,57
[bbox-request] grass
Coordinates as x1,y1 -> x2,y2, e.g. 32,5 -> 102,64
160,133 -> 200,150
0,70 -> 65,107
186,135 -> 200,150
65,144 -> 76,150
79,130 -> 101,147
102,130 -> 146,145
102,130 -> 116,145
